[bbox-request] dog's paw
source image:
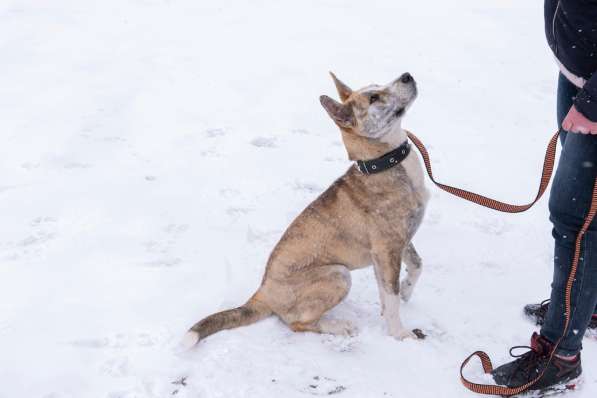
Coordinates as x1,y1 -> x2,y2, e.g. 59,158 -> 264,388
399,279 -> 414,302
391,328 -> 418,341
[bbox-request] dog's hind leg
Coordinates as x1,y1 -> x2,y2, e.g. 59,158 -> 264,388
400,242 -> 422,303
277,265 -> 355,336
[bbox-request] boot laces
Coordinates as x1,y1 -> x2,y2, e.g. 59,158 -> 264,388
539,299 -> 550,311
536,299 -> 551,317
508,345 -> 549,380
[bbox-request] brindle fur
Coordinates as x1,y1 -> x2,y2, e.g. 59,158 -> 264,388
184,72 -> 428,346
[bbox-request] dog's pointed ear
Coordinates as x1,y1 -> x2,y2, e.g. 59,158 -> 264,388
320,95 -> 355,128
329,72 -> 353,102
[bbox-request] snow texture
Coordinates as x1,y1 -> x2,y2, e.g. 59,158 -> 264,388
1,0 -> 595,397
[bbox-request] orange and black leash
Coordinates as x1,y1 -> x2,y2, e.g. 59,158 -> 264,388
405,129 -> 597,396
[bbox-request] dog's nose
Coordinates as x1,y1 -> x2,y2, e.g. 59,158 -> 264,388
400,72 -> 413,83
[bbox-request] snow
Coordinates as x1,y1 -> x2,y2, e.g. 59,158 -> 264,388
1,0 -> 595,397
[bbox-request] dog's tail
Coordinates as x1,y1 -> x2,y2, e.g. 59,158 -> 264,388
180,293 -> 272,349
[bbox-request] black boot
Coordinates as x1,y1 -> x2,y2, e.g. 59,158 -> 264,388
523,300 -> 551,326
492,333 -> 582,393
524,300 -> 597,330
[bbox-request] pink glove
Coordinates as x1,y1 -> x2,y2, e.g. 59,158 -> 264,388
562,105 -> 597,135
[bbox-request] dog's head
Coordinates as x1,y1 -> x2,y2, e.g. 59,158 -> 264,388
320,72 -> 417,140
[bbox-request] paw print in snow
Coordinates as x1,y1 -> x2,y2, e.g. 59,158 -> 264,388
250,136 -> 277,148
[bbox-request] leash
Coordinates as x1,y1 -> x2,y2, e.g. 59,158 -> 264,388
405,130 -> 597,396
406,131 -> 559,213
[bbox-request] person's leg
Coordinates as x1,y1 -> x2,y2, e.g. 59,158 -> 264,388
557,73 -> 597,320
556,72 -> 597,320
524,74 -> 597,326
556,73 -> 597,328
492,74 -> 596,390
541,74 -> 597,356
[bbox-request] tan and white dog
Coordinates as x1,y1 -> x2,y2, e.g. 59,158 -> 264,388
183,72 -> 428,348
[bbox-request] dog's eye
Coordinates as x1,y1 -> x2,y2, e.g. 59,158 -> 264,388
369,94 -> 380,104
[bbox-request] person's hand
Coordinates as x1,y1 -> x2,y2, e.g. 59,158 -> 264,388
562,105 -> 597,134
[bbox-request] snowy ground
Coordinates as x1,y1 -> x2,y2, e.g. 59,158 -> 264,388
1,0 -> 596,397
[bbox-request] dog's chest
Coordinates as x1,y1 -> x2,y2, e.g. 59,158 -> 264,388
365,159 -> 428,238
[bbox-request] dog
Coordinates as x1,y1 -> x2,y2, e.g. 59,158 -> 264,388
182,72 -> 428,348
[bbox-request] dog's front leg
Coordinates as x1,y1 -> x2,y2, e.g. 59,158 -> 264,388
373,248 -> 417,340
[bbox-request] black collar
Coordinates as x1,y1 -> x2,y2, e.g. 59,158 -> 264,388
355,140 -> 411,175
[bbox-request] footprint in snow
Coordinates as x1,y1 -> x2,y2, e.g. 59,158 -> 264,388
19,231 -> 56,248
69,331 -> 163,350
246,227 -> 281,244
21,162 -> 40,170
79,133 -> 125,143
467,217 -> 511,235
68,337 -> 110,349
205,128 -> 226,138
101,136 -> 126,143
163,224 -> 190,235
142,257 -> 182,267
321,334 -> 357,353
142,224 -> 188,267
0,184 -> 22,193
226,207 -> 253,217
100,356 -> 130,378
199,148 -> 222,157
219,188 -> 240,198
304,376 -> 347,396
424,211 -> 442,226
293,181 -> 324,194
171,376 -> 188,396
479,260 -> 501,270
251,136 -> 277,148
30,216 -> 57,226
